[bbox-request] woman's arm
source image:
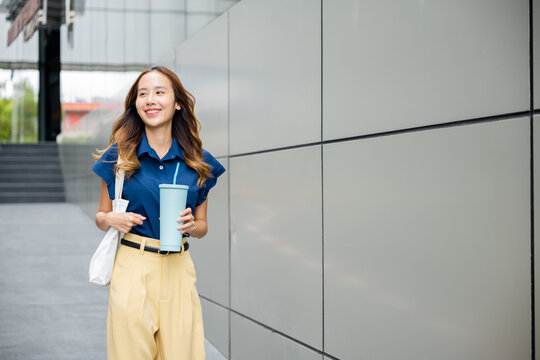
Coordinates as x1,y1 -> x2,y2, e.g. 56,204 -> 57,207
95,179 -> 146,233
177,199 -> 208,239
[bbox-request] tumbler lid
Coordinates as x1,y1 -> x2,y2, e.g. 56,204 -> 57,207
159,184 -> 189,190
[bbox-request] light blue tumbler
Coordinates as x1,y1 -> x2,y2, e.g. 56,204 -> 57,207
159,184 -> 189,252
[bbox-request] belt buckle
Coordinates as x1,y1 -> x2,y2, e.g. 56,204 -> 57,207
157,242 -> 185,255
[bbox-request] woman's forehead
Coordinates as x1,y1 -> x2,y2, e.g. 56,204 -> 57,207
138,71 -> 172,89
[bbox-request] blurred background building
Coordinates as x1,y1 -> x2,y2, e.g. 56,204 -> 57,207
1,0 -> 539,359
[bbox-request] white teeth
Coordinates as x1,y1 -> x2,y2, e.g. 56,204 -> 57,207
146,110 -> 159,114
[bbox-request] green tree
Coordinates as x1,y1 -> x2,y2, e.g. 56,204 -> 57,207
0,82 -> 12,141
0,99 -> 12,141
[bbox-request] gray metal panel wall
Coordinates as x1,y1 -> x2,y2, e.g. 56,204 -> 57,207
535,0 -> 539,110
535,115 -> 540,356
323,0 -> 529,140
324,118 -> 530,359
229,146 -> 322,348
228,0 -> 321,154
178,14 -> 229,158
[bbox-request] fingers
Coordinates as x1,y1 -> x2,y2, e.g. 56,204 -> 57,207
129,213 -> 146,222
177,224 -> 188,231
177,214 -> 195,223
114,224 -> 131,233
107,212 -> 145,234
113,213 -> 146,233
177,212 -> 195,233
133,213 -> 147,221
180,208 -> 192,216
177,221 -> 194,230
177,222 -> 194,231
126,212 -> 146,225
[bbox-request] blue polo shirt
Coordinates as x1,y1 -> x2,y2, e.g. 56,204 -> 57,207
92,132 -> 225,239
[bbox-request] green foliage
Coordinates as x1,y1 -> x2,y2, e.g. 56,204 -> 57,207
0,97 -> 12,141
0,79 -> 38,143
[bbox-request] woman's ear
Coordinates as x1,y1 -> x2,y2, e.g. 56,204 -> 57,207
175,103 -> 181,111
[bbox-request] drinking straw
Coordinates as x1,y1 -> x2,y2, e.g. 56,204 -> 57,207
173,162 -> 180,185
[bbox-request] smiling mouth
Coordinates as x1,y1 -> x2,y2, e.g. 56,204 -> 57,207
145,109 -> 160,116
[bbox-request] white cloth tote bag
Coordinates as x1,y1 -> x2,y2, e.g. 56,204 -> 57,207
89,164 -> 129,286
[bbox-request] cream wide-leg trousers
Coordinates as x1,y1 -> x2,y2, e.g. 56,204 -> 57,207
107,233 -> 205,360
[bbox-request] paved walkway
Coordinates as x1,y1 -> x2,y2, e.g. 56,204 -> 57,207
0,203 -> 225,360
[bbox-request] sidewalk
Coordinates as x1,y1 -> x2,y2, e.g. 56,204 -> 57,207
0,203 -> 225,360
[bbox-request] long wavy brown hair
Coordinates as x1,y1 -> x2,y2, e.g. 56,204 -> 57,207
94,66 -> 211,186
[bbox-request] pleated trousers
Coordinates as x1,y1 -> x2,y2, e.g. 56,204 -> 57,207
107,233 -> 205,360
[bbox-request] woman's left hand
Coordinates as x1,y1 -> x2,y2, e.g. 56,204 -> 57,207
177,207 -> 196,234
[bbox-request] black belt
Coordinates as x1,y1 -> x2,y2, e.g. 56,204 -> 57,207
120,238 -> 189,255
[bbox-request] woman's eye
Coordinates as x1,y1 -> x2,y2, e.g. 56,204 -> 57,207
139,92 -> 146,96
157,91 -> 164,94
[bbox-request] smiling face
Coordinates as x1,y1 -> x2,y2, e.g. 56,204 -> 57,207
135,71 -> 181,130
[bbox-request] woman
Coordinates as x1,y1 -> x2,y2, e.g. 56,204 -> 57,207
92,66 -> 225,359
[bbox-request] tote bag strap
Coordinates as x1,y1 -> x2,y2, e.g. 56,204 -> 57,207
114,157 -> 126,201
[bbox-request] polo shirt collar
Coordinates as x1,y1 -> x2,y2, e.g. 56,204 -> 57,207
137,131 -> 185,161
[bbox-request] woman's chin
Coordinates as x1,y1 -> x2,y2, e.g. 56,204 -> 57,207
143,119 -> 172,130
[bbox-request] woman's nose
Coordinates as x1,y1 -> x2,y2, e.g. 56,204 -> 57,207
146,92 -> 155,104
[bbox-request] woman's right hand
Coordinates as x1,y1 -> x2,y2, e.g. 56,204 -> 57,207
105,212 -> 146,233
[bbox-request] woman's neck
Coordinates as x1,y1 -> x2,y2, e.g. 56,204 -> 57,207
145,126 -> 173,159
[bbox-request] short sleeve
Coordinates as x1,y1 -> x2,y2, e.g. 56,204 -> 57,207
92,144 -> 119,200
196,149 -> 226,206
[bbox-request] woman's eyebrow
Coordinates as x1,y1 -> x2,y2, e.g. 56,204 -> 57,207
138,86 -> 168,91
